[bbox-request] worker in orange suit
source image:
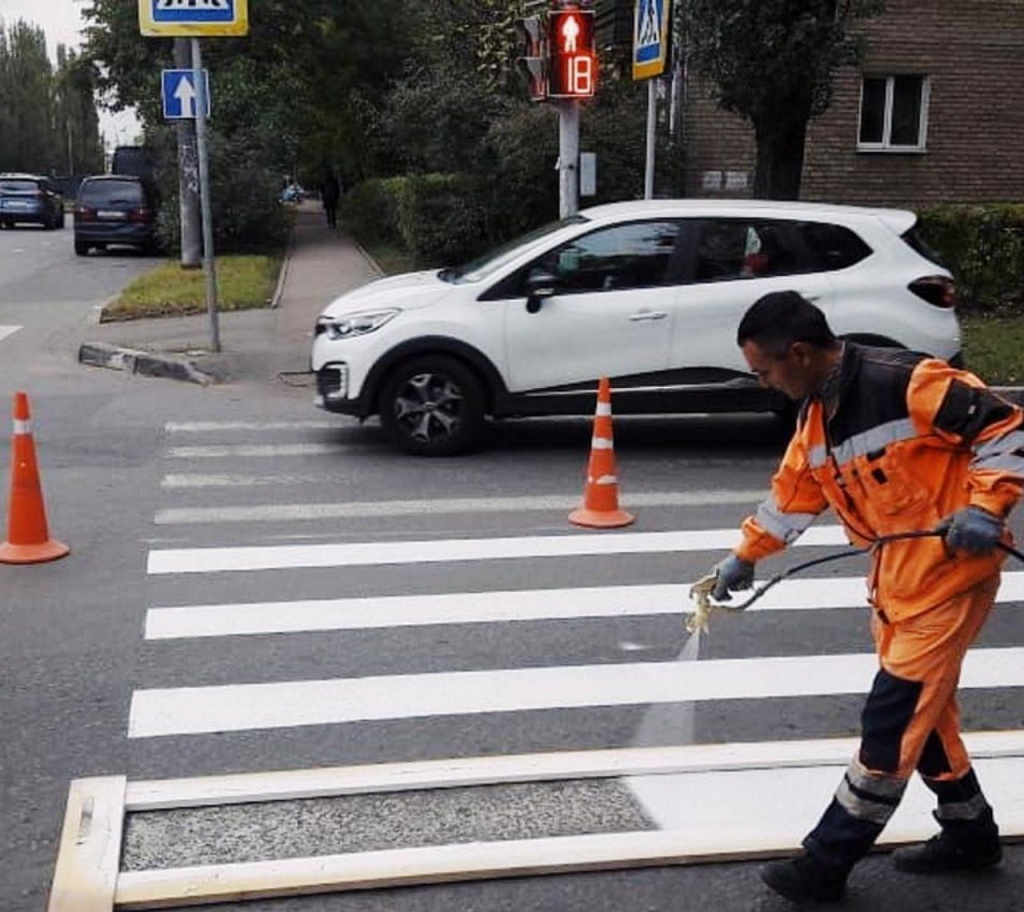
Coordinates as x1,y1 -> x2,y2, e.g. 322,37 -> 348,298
704,291 -> 1024,904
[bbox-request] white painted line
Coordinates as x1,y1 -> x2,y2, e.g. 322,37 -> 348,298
46,776 -> 126,912
146,525 -> 850,575
152,490 -> 767,524
109,753 -> 1024,906
124,730 -> 1024,811
165,420 -> 336,432
161,473 -> 333,488
167,443 -> 344,458
139,571 -> 1024,640
0,325 -> 22,343
127,646 -> 1024,738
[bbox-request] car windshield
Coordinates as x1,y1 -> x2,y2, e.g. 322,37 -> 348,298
440,215 -> 589,284
0,179 -> 39,193
79,181 -> 144,206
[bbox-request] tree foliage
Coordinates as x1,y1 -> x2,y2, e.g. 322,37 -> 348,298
0,19 -> 103,176
683,0 -> 883,198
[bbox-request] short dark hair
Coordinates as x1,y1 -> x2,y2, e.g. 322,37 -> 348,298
737,291 -> 837,357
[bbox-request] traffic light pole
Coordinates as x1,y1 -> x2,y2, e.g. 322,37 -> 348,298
557,100 -> 580,218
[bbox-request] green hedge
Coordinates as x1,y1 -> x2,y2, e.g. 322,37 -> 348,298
918,204 -> 1024,314
343,174 -> 492,268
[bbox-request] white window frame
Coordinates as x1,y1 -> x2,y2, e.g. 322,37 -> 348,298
857,75 -> 930,153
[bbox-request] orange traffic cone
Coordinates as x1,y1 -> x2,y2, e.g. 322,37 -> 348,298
0,392 -> 69,564
569,377 -> 635,529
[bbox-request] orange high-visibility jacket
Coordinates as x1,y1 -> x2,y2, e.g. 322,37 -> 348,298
736,344 -> 1024,621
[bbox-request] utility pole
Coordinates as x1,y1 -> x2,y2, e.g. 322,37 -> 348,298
174,38 -> 201,269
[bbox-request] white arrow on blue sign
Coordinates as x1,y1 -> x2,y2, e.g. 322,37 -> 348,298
161,69 -> 211,119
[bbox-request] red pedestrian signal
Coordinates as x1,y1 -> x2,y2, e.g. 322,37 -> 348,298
548,9 -> 596,99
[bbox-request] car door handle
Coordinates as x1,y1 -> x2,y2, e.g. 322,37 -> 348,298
628,311 -> 668,322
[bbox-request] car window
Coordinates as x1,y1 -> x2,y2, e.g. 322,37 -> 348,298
447,215 -> 588,284
899,222 -> 945,268
534,220 -> 682,293
0,179 -> 40,193
692,219 -> 805,282
797,221 -> 872,271
78,180 -> 145,206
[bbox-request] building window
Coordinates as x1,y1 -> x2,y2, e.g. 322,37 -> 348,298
858,75 -> 929,152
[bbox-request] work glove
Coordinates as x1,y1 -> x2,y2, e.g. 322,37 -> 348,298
711,554 -> 755,601
942,505 -> 1004,556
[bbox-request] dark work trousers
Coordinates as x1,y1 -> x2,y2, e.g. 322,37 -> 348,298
803,573 -> 999,870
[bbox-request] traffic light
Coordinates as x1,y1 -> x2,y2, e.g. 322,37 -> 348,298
547,8 -> 596,99
516,15 -> 548,102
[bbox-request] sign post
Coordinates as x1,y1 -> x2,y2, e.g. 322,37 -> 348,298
632,0 -> 672,199
139,0 -> 250,353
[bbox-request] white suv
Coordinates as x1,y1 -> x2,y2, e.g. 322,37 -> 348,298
312,199 -> 961,455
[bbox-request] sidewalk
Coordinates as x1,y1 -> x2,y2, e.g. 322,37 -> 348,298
77,202 -> 382,385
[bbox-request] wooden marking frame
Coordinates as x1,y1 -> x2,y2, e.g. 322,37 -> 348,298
48,731 -> 1024,910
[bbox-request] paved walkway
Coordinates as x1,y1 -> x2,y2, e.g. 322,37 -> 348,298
79,202 -> 381,385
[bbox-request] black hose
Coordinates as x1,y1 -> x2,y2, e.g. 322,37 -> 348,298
717,530 -> 1024,612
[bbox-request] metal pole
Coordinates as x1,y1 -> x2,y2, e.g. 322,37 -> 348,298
644,78 -> 656,199
191,37 -> 220,353
175,38 -> 201,269
558,100 -> 580,218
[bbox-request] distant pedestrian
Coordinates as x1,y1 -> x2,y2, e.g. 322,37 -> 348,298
320,172 -> 340,229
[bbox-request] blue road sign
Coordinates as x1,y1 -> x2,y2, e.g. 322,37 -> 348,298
161,69 -> 211,119
633,0 -> 671,80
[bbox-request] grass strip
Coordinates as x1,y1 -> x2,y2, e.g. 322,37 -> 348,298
962,313 -> 1024,385
101,255 -> 282,322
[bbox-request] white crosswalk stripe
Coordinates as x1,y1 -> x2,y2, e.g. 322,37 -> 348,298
128,647 -> 1024,739
146,525 -> 849,574
0,325 -> 22,343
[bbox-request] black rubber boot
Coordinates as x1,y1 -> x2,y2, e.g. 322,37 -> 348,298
892,809 -> 1002,874
760,852 -> 849,903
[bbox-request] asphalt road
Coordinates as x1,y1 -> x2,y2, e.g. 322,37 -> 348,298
4,225 -> 1024,912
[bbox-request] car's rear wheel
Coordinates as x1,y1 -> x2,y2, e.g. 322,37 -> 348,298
74,239 -> 89,256
378,356 -> 485,456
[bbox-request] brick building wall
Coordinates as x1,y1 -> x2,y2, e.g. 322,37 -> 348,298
682,0 -> 1024,206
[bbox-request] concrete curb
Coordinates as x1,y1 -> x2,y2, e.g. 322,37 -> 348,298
269,220 -> 298,310
77,341 -> 218,386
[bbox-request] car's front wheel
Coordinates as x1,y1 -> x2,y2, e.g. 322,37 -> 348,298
378,356 -> 485,456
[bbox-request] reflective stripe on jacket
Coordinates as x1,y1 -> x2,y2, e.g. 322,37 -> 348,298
736,344 -> 1024,621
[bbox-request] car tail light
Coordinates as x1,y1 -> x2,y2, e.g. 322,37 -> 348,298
909,275 -> 956,309
129,208 -> 153,223
75,207 -> 97,222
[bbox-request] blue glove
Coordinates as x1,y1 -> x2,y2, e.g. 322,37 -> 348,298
711,554 -> 755,601
943,506 -> 1004,556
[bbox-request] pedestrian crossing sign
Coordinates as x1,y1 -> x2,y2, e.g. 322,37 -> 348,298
632,0 -> 671,80
139,0 -> 249,37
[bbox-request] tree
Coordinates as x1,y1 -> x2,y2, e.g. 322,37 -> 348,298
0,20 -> 59,172
683,0 -> 883,199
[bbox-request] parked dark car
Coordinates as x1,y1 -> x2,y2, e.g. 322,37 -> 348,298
0,173 -> 65,229
74,175 -> 160,256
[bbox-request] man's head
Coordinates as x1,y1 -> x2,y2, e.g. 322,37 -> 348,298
737,291 -> 841,401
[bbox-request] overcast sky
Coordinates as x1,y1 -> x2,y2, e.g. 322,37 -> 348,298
0,0 -> 142,147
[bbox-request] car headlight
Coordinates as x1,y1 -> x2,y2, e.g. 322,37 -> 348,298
315,309 -> 399,340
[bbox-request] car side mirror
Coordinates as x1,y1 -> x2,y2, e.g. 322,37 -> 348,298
525,269 -> 559,314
